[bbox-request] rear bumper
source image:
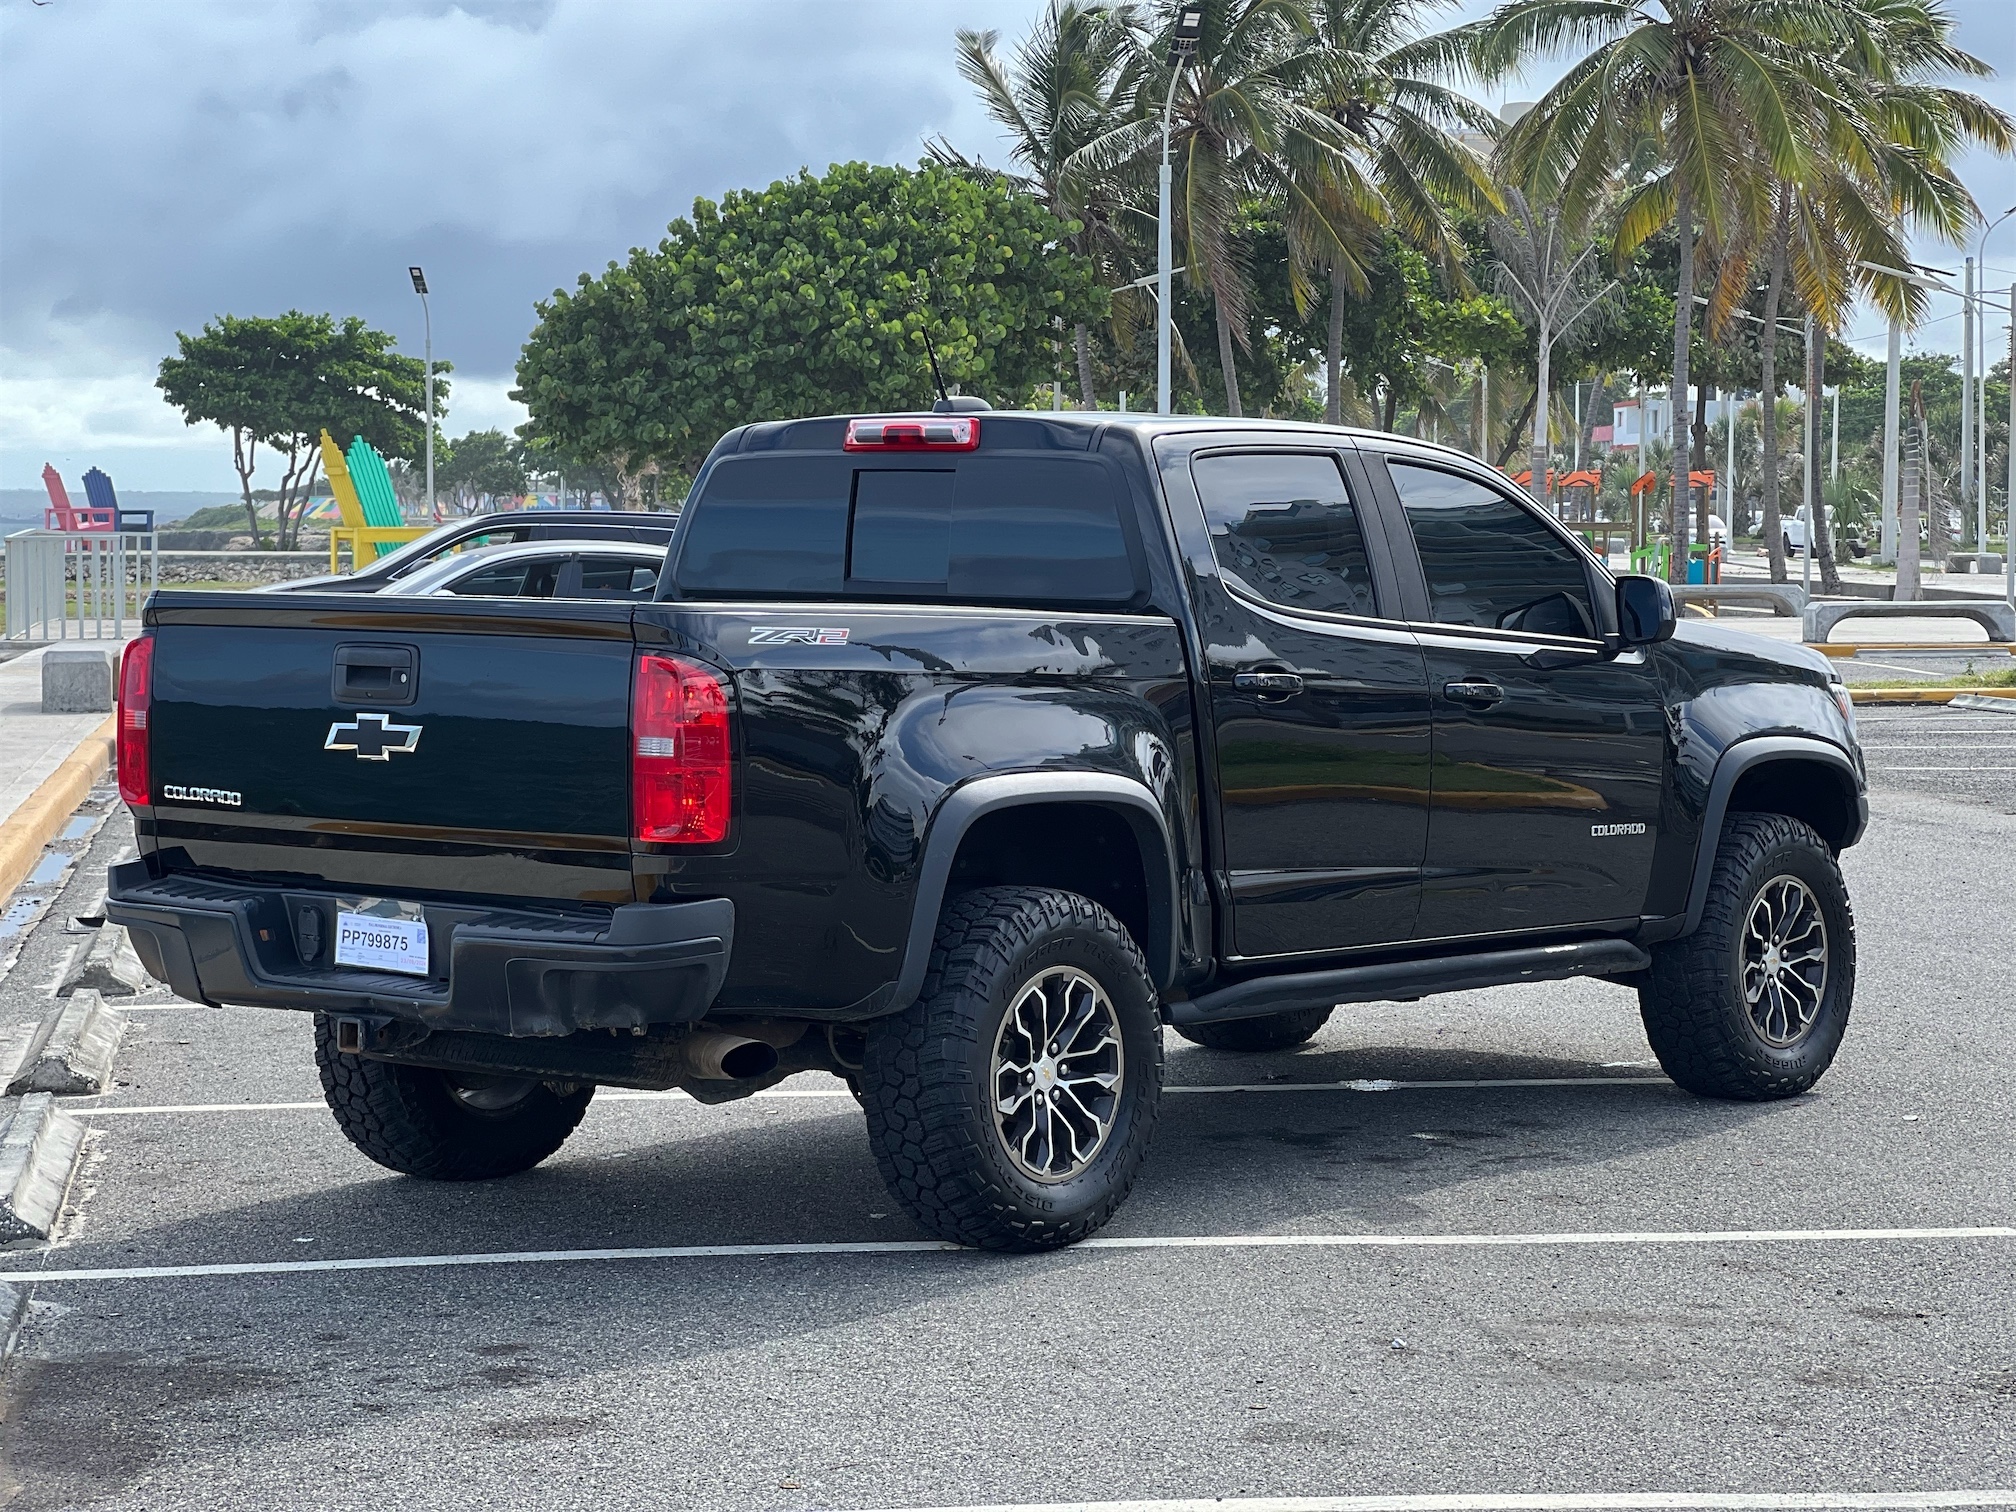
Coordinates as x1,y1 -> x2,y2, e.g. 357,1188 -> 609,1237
105,860 -> 732,1037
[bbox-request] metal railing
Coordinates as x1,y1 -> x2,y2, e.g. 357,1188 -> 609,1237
3,529 -> 159,642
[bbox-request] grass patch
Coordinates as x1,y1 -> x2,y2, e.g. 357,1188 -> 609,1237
1856,665 -> 2016,690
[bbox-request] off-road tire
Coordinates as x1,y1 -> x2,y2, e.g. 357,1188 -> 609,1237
313,1014 -> 594,1180
1172,1006 -> 1333,1053
1639,813 -> 1855,1100
859,886 -> 1163,1251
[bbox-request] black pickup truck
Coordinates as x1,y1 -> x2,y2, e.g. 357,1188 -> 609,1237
108,410 -> 1866,1250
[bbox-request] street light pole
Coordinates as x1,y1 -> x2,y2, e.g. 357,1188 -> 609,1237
1880,315 -> 1902,563
409,266 -> 434,519
1963,257 -> 1975,543
1157,7 -> 1205,417
1973,209 -> 2016,552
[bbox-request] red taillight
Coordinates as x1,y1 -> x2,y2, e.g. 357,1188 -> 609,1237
843,416 -> 979,452
631,653 -> 730,844
117,634 -> 154,808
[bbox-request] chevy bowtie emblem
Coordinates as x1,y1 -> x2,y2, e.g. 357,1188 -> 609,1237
325,712 -> 423,761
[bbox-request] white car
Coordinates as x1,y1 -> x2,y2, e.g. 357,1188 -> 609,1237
378,540 -> 666,600
1780,512 -> 1836,557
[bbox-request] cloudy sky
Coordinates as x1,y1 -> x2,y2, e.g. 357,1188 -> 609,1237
3,0 -> 2013,491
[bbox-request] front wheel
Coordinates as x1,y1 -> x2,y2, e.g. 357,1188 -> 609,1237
1638,814 -> 1855,1100
314,1015 -> 594,1179
859,887 -> 1163,1251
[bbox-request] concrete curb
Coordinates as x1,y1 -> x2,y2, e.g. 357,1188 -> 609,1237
0,1094 -> 87,1243
1950,693 -> 2016,714
58,922 -> 149,998
0,714 -> 116,905
1849,688 -> 2016,706
2,991 -> 126,1097
1815,643 -> 2016,656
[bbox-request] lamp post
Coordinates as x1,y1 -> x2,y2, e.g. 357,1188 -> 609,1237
1975,207 -> 2016,552
1157,5 -> 1204,416
1963,256 -> 1975,542
1859,260 -> 1957,564
408,266 -> 435,519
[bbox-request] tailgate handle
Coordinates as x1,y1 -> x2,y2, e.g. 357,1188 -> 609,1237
334,643 -> 418,707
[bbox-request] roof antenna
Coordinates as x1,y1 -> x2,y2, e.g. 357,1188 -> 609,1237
920,327 -> 951,407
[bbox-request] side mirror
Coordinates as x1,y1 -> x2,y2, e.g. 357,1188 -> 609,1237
1615,574 -> 1676,647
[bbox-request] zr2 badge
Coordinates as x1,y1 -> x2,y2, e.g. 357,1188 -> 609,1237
748,627 -> 850,645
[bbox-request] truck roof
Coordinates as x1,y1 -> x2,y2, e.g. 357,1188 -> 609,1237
719,409 -> 1405,456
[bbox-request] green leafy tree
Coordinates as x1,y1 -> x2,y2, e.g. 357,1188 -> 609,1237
514,161 -> 1106,495
156,311 -> 442,549
437,429 -> 528,512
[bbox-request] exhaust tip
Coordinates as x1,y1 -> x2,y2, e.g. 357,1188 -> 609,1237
719,1039 -> 778,1080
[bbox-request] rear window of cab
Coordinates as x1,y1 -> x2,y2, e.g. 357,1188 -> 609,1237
669,454 -> 1140,606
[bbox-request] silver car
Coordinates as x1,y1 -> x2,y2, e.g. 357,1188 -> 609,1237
378,540 -> 666,600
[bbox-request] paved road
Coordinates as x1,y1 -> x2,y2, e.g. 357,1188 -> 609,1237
1,713 -> 2011,1511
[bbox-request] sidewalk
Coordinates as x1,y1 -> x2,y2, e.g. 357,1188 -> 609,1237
0,643 -> 129,902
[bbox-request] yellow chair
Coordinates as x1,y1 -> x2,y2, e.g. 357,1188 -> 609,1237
321,429 -> 432,571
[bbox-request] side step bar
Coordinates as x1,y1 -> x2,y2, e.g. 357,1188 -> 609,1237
1168,938 -> 1651,1027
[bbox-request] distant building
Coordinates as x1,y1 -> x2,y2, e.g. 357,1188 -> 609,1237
1612,396 -> 1674,448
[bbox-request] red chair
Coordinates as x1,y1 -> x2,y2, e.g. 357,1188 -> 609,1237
42,464 -> 114,530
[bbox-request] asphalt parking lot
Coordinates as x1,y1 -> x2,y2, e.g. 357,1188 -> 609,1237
0,708 -> 2011,1511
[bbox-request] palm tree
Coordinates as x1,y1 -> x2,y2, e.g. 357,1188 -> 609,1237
935,4 -> 1143,407
1081,0 -> 1374,417
1460,0 -> 1859,580
1304,0 -> 1502,424
1766,1 -> 2010,589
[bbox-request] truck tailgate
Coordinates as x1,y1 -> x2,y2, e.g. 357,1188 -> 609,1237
142,594 -> 639,904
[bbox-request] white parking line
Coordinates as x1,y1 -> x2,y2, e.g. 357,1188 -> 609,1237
846,1493 -> 2016,1512
5,1225 -> 2010,1285
70,1077 -> 1670,1117
1864,767 -> 2016,772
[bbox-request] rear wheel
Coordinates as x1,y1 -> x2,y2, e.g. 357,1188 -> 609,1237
313,1014 -> 594,1179
859,887 -> 1162,1251
1173,1006 -> 1332,1053
1639,814 -> 1854,1100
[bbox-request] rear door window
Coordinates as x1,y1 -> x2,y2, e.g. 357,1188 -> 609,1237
575,555 -> 663,600
674,454 -> 1137,605
446,556 -> 562,597
1192,452 -> 1379,618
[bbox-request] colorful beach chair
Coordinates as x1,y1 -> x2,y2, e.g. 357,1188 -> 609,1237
321,430 -> 431,569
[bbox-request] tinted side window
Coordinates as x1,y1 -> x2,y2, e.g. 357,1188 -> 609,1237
451,557 -> 568,598
1388,462 -> 1595,637
576,556 -> 663,600
1192,452 -> 1378,617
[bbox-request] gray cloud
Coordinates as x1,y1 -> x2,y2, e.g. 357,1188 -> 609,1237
1,0 -> 1047,485
2,0 -> 2010,489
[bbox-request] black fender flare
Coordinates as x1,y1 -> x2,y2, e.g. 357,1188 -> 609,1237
887,772 -> 1180,1011
1680,735 -> 1867,936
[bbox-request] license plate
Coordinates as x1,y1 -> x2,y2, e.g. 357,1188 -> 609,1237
333,904 -> 431,976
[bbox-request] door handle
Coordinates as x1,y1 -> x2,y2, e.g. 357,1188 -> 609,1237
1443,679 -> 1505,706
1235,671 -> 1304,699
